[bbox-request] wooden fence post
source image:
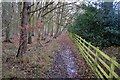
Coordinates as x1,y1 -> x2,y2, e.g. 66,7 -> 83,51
95,51 -> 98,69
109,57 -> 116,78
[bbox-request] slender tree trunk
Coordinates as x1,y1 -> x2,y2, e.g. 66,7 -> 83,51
5,24 -> 11,42
50,5 -> 54,37
44,23 -> 47,39
54,3 -> 60,38
41,2 -> 48,41
50,16 -> 54,37
32,16 -> 34,36
28,31 -> 32,44
36,2 -> 43,47
28,2 -> 32,44
16,2 -> 29,57
57,3 -> 64,37
51,23 -> 53,36
37,2 -> 42,39
46,23 -> 49,36
41,24 -> 46,40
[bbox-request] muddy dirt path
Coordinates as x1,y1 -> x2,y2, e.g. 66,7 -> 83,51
51,45 -> 78,78
50,32 -> 94,78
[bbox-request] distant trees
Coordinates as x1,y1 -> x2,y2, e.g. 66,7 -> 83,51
2,2 -> 13,42
2,2 -> 20,42
2,1 -> 77,57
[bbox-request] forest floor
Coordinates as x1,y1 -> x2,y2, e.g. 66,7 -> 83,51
2,31 -> 120,79
2,32 -> 95,78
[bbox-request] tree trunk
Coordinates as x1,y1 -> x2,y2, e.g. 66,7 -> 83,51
32,16 -> 34,36
28,2 -> 32,44
57,3 -> 64,37
54,3 -> 61,39
50,24 -> 53,36
16,2 -> 29,57
44,24 -> 47,40
28,31 -> 32,44
46,22 -> 49,36
41,25 -> 45,41
3,3 -> 12,43
5,24 -> 11,43
50,5 -> 54,37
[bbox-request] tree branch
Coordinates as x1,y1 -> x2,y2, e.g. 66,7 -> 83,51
28,2 -> 54,14
28,3 -> 35,9
28,2 -> 40,22
41,2 -> 77,17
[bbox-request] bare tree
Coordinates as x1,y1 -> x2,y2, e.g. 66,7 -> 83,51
16,2 -> 29,57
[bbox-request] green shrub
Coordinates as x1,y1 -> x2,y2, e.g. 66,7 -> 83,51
68,4 -> 120,47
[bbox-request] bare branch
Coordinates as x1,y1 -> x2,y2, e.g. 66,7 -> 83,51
28,3 -> 35,9
28,2 -> 54,14
28,2 -> 40,22
41,2 -> 77,17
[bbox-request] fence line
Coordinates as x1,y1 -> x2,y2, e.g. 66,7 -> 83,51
69,32 -> 120,79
